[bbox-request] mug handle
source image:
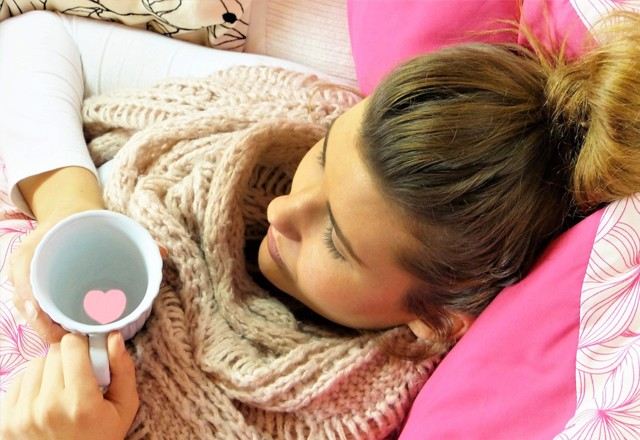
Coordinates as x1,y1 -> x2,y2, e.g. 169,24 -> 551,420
88,333 -> 110,389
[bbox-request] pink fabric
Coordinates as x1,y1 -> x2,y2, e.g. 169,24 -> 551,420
518,0 -> 590,60
399,209 -> 603,439
348,0 -> 590,94
348,0 -> 520,94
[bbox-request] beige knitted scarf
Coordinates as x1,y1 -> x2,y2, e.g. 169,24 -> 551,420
82,66 -> 435,440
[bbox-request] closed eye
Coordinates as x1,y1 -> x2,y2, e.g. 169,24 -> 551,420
317,122 -> 345,261
323,223 -> 346,260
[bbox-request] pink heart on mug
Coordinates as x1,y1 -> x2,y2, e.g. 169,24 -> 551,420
83,289 -> 127,324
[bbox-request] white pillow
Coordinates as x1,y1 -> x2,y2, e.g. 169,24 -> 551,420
0,0 -> 251,50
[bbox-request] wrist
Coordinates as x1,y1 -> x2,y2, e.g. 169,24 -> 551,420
18,167 -> 105,222
39,202 -> 106,229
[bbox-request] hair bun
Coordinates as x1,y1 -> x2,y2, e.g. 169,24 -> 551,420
543,65 -> 590,179
550,11 -> 640,210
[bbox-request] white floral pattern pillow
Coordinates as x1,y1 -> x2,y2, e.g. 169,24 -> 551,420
0,162 -> 46,395
0,0 -> 251,51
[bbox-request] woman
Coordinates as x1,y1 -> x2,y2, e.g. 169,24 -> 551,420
1,8 -> 638,439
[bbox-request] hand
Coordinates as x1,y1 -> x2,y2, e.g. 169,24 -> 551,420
9,214 -> 169,343
11,166 -> 107,343
0,332 -> 139,440
9,216 -> 69,343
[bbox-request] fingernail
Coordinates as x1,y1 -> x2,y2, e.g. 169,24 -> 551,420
23,300 -> 38,321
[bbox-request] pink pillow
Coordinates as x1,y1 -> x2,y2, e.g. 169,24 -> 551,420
517,0 -> 590,60
399,209 -> 603,439
347,0 -> 520,94
348,0 -> 590,94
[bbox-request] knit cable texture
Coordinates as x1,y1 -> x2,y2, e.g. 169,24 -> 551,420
82,66 -> 435,440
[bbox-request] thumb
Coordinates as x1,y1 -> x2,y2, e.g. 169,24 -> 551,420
104,332 -> 139,418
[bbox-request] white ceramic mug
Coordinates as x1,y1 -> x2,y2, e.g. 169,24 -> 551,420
30,210 -> 163,388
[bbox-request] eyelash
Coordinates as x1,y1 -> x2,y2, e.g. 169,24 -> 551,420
316,145 -> 345,261
323,224 -> 346,261
316,139 -> 346,261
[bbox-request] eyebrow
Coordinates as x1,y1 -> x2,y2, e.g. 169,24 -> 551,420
321,118 -> 335,166
322,119 -> 366,267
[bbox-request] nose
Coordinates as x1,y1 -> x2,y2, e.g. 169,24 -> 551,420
267,185 -> 324,242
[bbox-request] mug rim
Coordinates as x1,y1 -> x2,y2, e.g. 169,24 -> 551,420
30,209 -> 163,334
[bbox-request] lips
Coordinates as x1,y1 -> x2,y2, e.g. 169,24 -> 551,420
267,226 -> 287,271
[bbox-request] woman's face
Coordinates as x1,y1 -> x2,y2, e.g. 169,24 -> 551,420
258,99 -> 422,330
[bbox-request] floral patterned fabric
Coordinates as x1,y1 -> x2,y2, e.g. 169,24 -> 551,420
0,0 -> 251,50
0,162 -> 47,396
556,195 -> 640,438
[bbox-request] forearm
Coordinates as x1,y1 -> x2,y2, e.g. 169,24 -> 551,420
0,13 -> 99,217
18,167 -> 105,223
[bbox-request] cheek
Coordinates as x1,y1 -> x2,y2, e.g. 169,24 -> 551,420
295,242 -> 358,310
296,239 -> 333,290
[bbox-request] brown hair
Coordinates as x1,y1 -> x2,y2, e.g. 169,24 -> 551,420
361,12 -> 640,356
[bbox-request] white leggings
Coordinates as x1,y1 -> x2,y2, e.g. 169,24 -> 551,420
0,11 -> 319,214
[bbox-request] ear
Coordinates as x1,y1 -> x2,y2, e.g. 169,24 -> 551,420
407,313 -> 474,341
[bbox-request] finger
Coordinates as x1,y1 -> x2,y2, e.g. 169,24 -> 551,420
158,244 -> 168,259
12,295 -> 37,322
59,333 -> 100,398
9,233 -> 66,343
16,356 -> 46,406
40,343 -> 64,395
104,332 -> 139,418
11,270 -> 66,344
10,248 -> 37,321
19,300 -> 66,344
0,371 -> 24,438
9,238 -> 39,307
1,367 -> 25,415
